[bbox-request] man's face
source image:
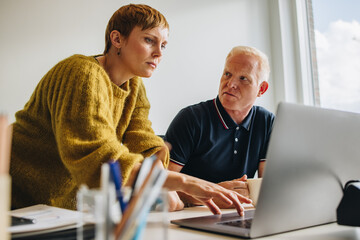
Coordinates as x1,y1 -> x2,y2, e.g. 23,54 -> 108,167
218,54 -> 263,113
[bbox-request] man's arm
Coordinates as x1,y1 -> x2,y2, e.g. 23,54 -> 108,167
168,160 -> 183,172
258,160 -> 266,178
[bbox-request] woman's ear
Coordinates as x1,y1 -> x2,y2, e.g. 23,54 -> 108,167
257,81 -> 269,97
109,30 -> 124,48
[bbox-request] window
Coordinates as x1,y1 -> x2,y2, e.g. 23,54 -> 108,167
308,0 -> 360,113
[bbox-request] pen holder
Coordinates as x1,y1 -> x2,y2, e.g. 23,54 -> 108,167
140,189 -> 169,240
77,185 -> 116,240
0,175 -> 11,240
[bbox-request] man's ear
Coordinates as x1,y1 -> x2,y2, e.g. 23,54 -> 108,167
109,30 -> 124,48
257,81 -> 269,97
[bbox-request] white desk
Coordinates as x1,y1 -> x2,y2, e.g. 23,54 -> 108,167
144,206 -> 360,240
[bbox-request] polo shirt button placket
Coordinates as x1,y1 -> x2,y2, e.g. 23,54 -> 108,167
234,126 -> 240,155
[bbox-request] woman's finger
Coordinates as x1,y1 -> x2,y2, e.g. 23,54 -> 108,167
201,198 -> 222,215
225,192 -> 245,216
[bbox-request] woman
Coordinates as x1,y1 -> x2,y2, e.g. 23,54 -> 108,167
10,4 -> 250,215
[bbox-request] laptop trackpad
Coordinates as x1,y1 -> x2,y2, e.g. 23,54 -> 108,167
171,209 -> 255,238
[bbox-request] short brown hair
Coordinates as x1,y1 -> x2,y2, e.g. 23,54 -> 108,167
104,4 -> 169,54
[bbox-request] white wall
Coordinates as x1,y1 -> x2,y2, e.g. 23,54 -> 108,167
1,0 -> 299,135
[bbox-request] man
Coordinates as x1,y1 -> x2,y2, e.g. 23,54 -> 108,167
164,46 -> 274,207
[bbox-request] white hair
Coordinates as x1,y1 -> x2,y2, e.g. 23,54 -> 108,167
226,46 -> 270,83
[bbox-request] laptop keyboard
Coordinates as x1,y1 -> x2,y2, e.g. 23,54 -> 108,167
218,218 -> 253,229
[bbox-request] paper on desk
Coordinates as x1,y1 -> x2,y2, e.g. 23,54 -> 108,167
9,204 -> 80,235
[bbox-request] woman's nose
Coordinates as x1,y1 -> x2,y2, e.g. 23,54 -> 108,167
152,45 -> 163,58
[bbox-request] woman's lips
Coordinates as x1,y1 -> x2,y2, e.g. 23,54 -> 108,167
147,62 -> 157,69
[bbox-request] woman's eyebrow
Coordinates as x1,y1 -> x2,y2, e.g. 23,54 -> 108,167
144,33 -> 168,44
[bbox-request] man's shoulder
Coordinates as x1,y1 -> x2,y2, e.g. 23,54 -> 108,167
252,105 -> 275,119
181,99 -> 214,112
175,99 -> 214,123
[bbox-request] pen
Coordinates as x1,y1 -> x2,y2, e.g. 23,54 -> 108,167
108,160 -> 127,213
11,216 -> 37,226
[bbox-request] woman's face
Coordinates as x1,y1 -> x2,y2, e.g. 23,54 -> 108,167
120,25 -> 169,78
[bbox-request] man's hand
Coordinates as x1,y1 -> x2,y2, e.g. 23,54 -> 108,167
218,175 -> 249,199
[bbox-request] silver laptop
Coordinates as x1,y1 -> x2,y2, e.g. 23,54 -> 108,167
171,102 -> 360,238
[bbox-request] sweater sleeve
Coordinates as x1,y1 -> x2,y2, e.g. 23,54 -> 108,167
48,56 -> 143,188
122,80 -> 169,169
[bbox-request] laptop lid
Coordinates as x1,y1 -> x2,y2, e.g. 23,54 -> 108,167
171,102 -> 360,238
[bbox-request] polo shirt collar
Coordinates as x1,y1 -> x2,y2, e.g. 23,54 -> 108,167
213,96 -> 254,131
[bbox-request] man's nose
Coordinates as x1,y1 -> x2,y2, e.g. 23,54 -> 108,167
227,77 -> 238,89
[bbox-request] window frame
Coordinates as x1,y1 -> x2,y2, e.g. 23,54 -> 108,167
269,0 -> 318,107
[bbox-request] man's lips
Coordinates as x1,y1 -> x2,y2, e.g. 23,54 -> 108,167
223,91 -> 236,97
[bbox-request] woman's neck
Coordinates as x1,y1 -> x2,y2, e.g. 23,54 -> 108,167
96,54 -> 133,86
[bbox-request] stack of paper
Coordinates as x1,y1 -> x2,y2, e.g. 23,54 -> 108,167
9,204 -> 94,239
8,154 -> 167,240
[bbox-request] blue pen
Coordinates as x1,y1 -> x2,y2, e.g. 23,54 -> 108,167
108,160 -> 127,213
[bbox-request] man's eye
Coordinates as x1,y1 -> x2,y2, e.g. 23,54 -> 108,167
161,44 -> 166,50
145,37 -> 153,43
224,72 -> 231,77
240,76 -> 248,81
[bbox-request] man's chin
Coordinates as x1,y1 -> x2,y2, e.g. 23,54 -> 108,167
221,95 -> 238,104
221,100 -> 237,109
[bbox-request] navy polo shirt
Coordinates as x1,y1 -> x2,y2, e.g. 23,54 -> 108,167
164,96 -> 275,183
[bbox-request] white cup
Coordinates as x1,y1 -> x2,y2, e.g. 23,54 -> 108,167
247,178 -> 262,207
0,175 -> 10,240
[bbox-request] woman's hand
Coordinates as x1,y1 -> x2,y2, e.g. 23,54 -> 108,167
125,144 -> 251,215
167,191 -> 185,212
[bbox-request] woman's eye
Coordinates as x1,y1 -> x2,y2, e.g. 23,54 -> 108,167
224,72 -> 231,77
240,76 -> 248,81
161,44 -> 166,50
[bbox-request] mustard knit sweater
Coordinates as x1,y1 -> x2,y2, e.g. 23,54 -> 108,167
10,54 -> 169,210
